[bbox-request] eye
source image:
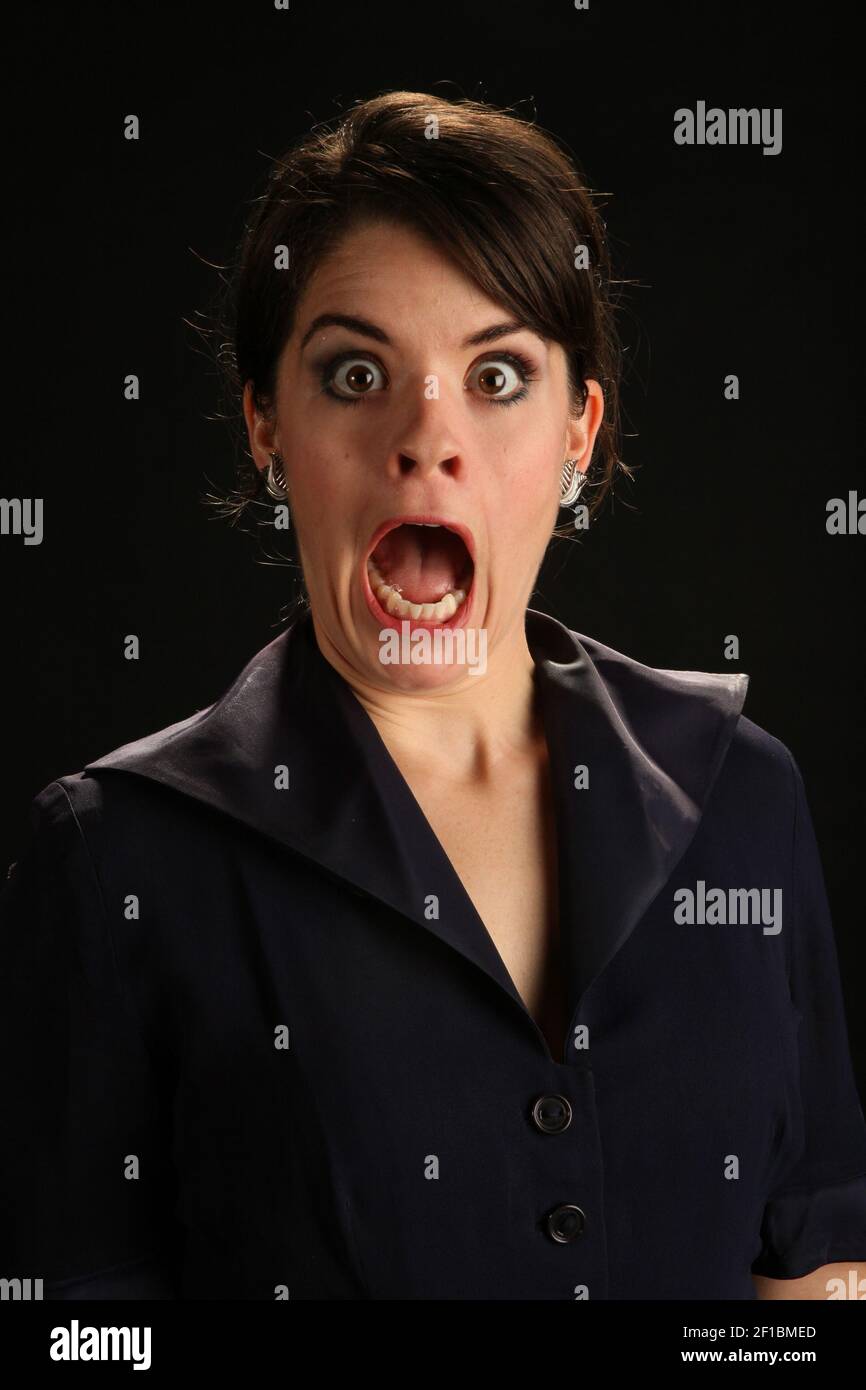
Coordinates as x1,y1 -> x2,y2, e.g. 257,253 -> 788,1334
320,353 -> 388,405
318,347 -> 538,408
467,351 -> 538,407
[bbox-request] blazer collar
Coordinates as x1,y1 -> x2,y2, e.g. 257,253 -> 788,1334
83,608 -> 748,1040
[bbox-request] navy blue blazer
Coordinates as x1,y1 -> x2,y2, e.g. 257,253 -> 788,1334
2,606 -> 866,1300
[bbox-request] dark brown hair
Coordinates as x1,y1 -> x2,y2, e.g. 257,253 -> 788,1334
202,89 -> 633,541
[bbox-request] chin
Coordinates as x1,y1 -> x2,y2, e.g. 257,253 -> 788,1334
374,643 -> 487,688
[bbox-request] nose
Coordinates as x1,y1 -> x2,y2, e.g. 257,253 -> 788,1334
388,392 -> 464,485
394,449 -> 459,483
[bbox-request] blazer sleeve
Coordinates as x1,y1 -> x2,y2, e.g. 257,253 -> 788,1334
0,778 -> 180,1298
750,750 -> 866,1281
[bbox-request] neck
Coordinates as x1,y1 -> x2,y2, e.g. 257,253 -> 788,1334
312,610 -> 542,785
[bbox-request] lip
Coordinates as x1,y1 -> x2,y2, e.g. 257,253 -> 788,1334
365,514 -> 477,568
361,514 -> 477,633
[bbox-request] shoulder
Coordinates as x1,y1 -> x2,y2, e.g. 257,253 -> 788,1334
702,714 -> 802,874
725,712 -> 798,795
8,763 -> 219,903
574,624 -> 799,812
32,763 -> 202,834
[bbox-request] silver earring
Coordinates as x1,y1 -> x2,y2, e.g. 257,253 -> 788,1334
560,457 -> 587,508
265,450 -> 289,504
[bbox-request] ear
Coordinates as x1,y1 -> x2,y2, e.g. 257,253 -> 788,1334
243,381 -> 279,478
565,378 -> 605,472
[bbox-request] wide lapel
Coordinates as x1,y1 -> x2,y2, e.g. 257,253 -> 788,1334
83,611 -> 526,1011
83,607 -> 749,1034
528,609 -> 749,1011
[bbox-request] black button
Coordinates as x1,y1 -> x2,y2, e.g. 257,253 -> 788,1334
545,1204 -> 586,1243
531,1094 -> 573,1134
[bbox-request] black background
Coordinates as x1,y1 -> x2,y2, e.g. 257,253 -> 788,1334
2,3 -> 863,1083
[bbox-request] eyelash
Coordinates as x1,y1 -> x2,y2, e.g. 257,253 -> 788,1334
318,349 -> 539,408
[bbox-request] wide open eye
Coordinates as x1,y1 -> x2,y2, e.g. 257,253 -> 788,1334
467,351 -> 537,407
322,354 -> 388,404
320,348 -> 537,407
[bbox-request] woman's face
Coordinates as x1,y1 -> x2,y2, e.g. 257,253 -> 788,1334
245,217 -> 603,689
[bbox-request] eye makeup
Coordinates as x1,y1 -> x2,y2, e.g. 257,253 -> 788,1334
313,346 -> 540,408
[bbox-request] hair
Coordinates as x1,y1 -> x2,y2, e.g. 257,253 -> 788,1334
199,89 -> 634,556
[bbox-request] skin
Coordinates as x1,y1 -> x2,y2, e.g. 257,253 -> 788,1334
244,216 -> 601,780
243,216 -> 859,1300
752,1264 -> 865,1300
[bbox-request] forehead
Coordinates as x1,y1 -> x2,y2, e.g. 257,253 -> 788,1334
296,217 -> 503,325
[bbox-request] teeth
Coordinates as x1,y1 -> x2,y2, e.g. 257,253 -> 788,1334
367,557 -> 467,621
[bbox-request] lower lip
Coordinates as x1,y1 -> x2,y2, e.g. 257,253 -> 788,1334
360,559 -> 476,634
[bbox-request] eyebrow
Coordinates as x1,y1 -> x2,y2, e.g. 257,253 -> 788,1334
298,313 -> 536,353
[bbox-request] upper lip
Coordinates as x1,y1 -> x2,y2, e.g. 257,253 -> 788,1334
366,515 -> 476,568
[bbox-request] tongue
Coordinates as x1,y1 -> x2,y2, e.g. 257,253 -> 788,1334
372,525 -> 468,603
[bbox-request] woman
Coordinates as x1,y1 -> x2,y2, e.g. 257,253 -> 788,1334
2,90 -> 865,1301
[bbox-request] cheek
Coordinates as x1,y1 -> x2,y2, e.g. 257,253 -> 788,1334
500,446 -> 558,521
287,432 -> 348,520
287,438 -> 366,577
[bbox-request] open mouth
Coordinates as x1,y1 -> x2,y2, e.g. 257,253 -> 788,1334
366,519 -> 475,624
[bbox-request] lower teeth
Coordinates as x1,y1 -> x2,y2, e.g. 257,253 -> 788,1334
367,559 -> 467,621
